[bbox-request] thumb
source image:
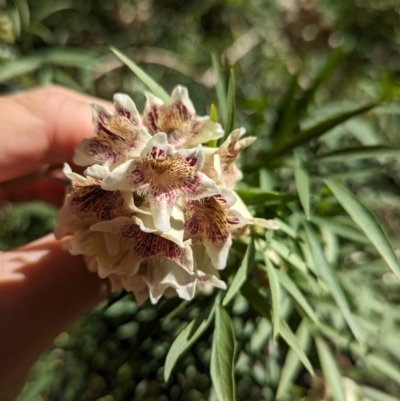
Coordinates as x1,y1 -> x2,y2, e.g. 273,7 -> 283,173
0,234 -> 109,400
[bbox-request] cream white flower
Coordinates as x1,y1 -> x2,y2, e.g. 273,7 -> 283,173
203,128 -> 256,189
55,84 -> 274,305
184,187 -> 251,270
101,132 -> 220,232
54,164 -> 139,239
74,94 -> 151,168
142,85 -> 224,147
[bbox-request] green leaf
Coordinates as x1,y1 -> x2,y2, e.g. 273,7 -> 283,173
304,223 -> 364,343
210,103 -> 218,123
294,164 -> 310,219
211,52 -> 227,121
279,319 -> 314,376
365,354 -> 400,386
241,281 -> 271,320
0,55 -> 42,82
315,145 -> 400,163
297,50 -> 344,115
111,47 -> 170,103
325,179 -> 400,280
235,188 -> 298,206
225,69 -> 236,135
260,247 -> 281,339
270,69 -> 301,139
361,385 -> 400,401
164,304 -> 215,382
211,304 -> 236,401
223,238 -> 255,306
315,336 -> 347,401
25,21 -> 56,44
269,238 -> 307,273
276,319 -> 311,399
269,101 -> 377,158
13,0 -> 30,29
311,216 -> 369,244
241,282 -> 314,376
275,269 -> 319,324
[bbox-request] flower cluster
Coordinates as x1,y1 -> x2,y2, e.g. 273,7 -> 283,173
56,86 -> 270,305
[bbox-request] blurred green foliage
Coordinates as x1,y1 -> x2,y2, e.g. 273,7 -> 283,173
2,0 -> 400,400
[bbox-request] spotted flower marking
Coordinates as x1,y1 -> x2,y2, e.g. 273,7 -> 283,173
74,94 -> 151,168
142,85 -> 224,148
101,133 -> 220,232
184,187 -> 251,270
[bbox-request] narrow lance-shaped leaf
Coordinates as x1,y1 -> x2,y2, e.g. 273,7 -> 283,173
223,237 -> 255,306
269,101 -> 377,159
276,319 -> 311,399
279,319 -> 314,376
211,304 -> 237,401
235,188 -> 298,206
241,282 -> 314,376
325,179 -> 400,280
361,385 -> 400,401
210,103 -> 218,123
111,47 -> 170,103
304,223 -> 364,343
294,164 -> 310,220
211,52 -> 227,120
164,304 -> 215,382
315,145 -> 400,163
296,49 -> 344,120
207,103 -> 219,147
241,281 -> 271,320
260,243 -> 281,340
315,336 -> 347,401
275,269 -> 319,324
221,68 -> 236,142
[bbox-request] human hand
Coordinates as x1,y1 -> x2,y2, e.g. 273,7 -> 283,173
0,86 -> 111,400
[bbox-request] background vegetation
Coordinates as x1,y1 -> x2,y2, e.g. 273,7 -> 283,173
1,0 -> 400,400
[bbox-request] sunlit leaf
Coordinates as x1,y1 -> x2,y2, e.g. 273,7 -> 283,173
211,304 -> 236,401
269,238 -> 308,273
315,145 -> 400,163
220,68 -> 236,142
235,188 -> 298,206
111,47 -> 170,103
304,223 -> 364,343
315,336 -> 347,401
276,319 -> 311,399
279,319 -> 314,376
325,179 -> 400,280
269,101 -> 377,158
275,269 -> 319,324
365,354 -> 400,386
361,385 -> 400,401
223,237 -> 255,306
210,103 -> 218,123
260,246 -> 281,340
211,52 -> 227,121
164,304 -> 215,382
241,281 -> 271,320
294,164 -> 310,219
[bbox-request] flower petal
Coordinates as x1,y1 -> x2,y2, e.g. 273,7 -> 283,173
184,188 -> 251,269
91,215 -> 194,274
140,258 -> 196,304
142,86 -> 223,148
74,96 -> 151,167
